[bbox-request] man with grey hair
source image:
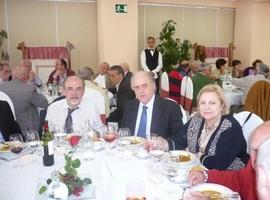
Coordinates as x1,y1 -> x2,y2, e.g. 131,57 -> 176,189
94,62 -> 111,88
0,62 -> 11,85
232,63 -> 270,104
256,138 -> 270,200
121,71 -> 186,149
46,76 -> 103,133
77,66 -> 110,120
21,59 -> 43,87
0,66 -> 48,133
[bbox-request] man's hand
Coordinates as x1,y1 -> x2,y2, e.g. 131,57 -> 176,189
188,170 -> 207,186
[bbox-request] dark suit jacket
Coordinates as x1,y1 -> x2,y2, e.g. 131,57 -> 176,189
0,100 -> 22,141
121,95 -> 186,149
107,78 -> 135,124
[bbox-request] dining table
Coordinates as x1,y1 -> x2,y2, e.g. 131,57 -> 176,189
0,140 -> 188,200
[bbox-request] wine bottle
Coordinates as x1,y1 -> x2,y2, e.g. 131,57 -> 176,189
41,120 -> 54,166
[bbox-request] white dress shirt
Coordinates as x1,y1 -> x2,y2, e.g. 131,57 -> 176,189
94,74 -> 106,88
0,131 -> 4,142
46,98 -> 103,132
140,49 -> 163,77
134,94 -> 155,139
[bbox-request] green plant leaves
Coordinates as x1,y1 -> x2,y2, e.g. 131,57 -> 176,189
39,185 -> 46,194
83,178 -> 92,186
71,159 -> 81,169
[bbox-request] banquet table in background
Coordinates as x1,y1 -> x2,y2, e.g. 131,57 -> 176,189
0,146 -> 185,200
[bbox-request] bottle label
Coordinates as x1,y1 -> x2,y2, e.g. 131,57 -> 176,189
48,141 -> 54,155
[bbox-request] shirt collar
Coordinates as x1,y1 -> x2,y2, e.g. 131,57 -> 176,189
62,99 -> 80,110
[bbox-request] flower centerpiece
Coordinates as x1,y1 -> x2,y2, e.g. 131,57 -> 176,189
39,153 -> 91,199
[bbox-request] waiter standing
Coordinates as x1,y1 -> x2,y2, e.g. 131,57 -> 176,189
140,36 -> 163,94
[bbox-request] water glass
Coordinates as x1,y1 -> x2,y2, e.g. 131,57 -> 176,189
118,128 -> 131,138
148,161 -> 165,200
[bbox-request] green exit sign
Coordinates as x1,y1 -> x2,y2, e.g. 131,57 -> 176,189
115,4 -> 127,13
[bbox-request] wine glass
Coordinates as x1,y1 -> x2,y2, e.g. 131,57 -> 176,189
118,128 -> 131,138
149,133 -> 165,161
148,161 -> 165,200
9,134 -> 24,168
25,130 -> 40,153
102,125 -> 118,154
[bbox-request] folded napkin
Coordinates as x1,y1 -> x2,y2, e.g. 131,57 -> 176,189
0,147 -> 33,161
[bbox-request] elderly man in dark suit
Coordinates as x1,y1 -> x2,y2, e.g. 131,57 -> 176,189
121,71 -> 186,150
0,66 -> 48,134
0,100 -> 22,142
107,65 -> 135,124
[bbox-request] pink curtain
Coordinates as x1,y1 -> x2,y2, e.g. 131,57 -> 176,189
23,47 -> 69,59
205,47 -> 229,58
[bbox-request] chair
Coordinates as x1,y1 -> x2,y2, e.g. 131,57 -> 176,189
83,88 -> 106,124
180,76 -> 193,114
244,80 -> 270,121
233,111 -> 264,153
160,72 -> 169,98
165,97 -> 188,124
0,91 -> 16,119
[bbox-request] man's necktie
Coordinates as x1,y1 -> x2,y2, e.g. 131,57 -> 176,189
137,106 -> 148,138
64,107 -> 78,134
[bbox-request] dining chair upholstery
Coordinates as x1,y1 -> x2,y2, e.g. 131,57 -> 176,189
160,72 -> 169,98
244,80 -> 270,121
0,91 -> 16,119
233,111 -> 264,154
180,76 -> 193,114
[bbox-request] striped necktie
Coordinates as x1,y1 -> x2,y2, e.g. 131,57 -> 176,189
64,107 -> 78,134
137,106 -> 148,138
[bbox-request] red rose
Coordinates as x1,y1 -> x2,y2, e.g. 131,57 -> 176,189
69,135 -> 81,147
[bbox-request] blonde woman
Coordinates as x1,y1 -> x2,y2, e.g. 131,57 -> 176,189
178,84 -> 249,170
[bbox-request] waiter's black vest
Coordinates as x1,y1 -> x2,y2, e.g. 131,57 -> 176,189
145,49 -> 159,71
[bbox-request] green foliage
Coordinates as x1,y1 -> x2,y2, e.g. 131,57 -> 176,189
0,30 -> 9,61
157,20 -> 192,73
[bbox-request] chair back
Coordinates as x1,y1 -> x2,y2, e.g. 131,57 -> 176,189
244,80 -> 270,121
160,72 -> 169,98
0,91 -> 16,119
165,97 -> 188,124
180,76 -> 193,114
234,111 -> 264,153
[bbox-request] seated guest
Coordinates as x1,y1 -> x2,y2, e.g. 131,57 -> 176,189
107,65 -> 135,124
46,76 -> 103,133
232,63 -> 269,103
192,63 -> 213,108
243,59 -> 263,77
231,59 -> 243,78
94,62 -> 111,88
122,71 -> 186,149
188,121 -> 270,200
168,60 -> 190,104
211,58 -> 227,80
0,66 -> 48,134
0,62 -> 11,85
256,137 -> 270,200
47,59 -> 75,85
21,59 -> 43,87
77,66 -> 110,119
172,84 -> 249,170
188,60 -> 201,77
0,100 -> 22,142
120,62 -> 133,83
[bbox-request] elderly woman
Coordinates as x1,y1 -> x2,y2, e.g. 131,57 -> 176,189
178,84 -> 249,170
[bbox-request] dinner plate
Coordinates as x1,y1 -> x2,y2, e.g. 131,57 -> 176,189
186,183 -> 241,200
117,136 -> 144,149
169,150 -> 200,168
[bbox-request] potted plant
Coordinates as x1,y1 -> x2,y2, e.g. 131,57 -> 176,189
157,20 -> 192,73
0,29 -> 9,61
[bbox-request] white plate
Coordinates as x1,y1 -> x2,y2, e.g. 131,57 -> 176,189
169,150 -> 200,168
186,183 -> 241,200
117,136 -> 144,149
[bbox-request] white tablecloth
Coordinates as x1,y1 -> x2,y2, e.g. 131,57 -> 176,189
224,90 -> 244,106
0,146 -> 184,200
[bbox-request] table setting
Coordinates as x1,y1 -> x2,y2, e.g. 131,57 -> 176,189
0,125 -> 241,200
